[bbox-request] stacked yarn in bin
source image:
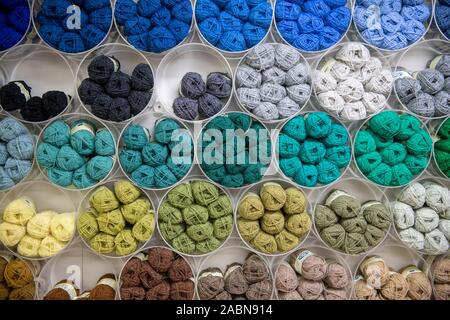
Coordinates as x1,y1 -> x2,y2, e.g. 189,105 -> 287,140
0,254 -> 35,300
158,180 -> 233,254
78,56 -> 154,122
115,0 -> 192,53
77,180 -> 155,256
435,118 -> 450,178
436,0 -> 450,40
0,0 -> 30,51
354,111 -> 432,186
36,0 -> 112,53
277,112 -> 351,187
431,255 -> 450,300
315,42 -> 393,121
0,117 -> 34,190
119,118 -> 194,189
390,180 -> 450,254
235,43 -> 311,121
275,250 -> 350,300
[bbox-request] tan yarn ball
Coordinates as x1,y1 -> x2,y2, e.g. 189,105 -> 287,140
354,277 -> 377,300
283,187 -> 306,214
259,183 -> 286,211
285,213 -> 311,237
261,211 -> 285,235
359,256 -> 389,289
434,283 -> 450,300
380,272 -> 409,300
433,256 -> 450,284
401,266 -> 432,300
238,193 -> 265,220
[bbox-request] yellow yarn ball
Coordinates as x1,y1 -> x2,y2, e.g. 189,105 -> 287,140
114,180 -> 141,204
90,232 -> 115,254
38,235 -> 65,257
260,183 -> 286,211
238,193 -> 264,220
17,235 -> 41,257
26,211 -> 57,239
50,213 -> 75,242
283,187 -> 307,214
121,198 -> 151,225
0,222 -> 26,246
275,229 -> 299,252
237,218 -> 260,242
132,213 -> 155,242
114,229 -> 137,256
285,213 -> 311,237
77,211 -> 98,240
251,231 -> 277,254
3,197 -> 36,226
96,209 -> 125,236
261,211 -> 285,235
89,186 -> 119,213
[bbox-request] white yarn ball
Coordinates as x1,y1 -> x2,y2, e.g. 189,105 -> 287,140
340,101 -> 367,121
398,182 -> 426,209
414,207 -> 440,233
361,92 -> 386,114
365,69 -> 393,96
424,182 -> 450,213
360,57 -> 383,84
329,60 -> 352,82
318,91 -> 345,114
390,201 -> 415,230
336,43 -> 370,69
399,228 -> 425,251
337,78 -> 364,102
424,229 -> 449,254
314,71 -> 337,94
439,219 -> 450,241
442,208 -> 450,220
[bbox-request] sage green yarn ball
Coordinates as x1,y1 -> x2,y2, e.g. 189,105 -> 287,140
327,191 -> 361,218
172,232 -> 196,254
314,204 -> 338,230
196,237 -> 222,253
182,204 -> 209,225
364,225 -> 386,246
343,232 -> 369,255
186,222 -> 214,242
213,215 -> 233,239
191,181 -> 219,206
159,201 -> 183,224
362,201 -> 391,229
208,195 -> 232,219
167,183 -> 194,209
320,224 -> 346,250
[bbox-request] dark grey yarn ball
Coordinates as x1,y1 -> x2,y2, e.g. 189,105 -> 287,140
128,90 -> 151,115
131,63 -> 154,91
173,97 -> 199,121
88,55 -> 120,84
417,69 -> 445,95
407,92 -> 435,117
434,91 -> 450,116
206,72 -> 232,99
78,78 -> 104,105
105,71 -> 131,98
181,72 -> 206,99
91,93 -> 113,120
395,77 -> 422,105
110,97 -> 131,122
198,93 -> 224,119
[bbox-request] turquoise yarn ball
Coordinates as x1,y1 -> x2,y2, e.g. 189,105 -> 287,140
204,166 -> 226,183
0,118 -> 28,142
391,163 -> 413,186
278,133 -> 300,158
396,114 -> 421,141
367,162 -> 392,186
299,139 -> 326,164
48,167 -> 73,187
282,115 -> 306,142
244,164 -> 264,184
354,130 -> 376,156
405,129 -> 432,156
72,165 -> 97,189
119,148 -> 142,174
368,129 -> 393,150
221,173 -> 244,188
0,167 -> 15,190
167,156 -> 192,179
142,142 -> 169,166
356,151 -> 382,174
404,155 -> 428,175
122,124 -> 150,151
154,164 -> 178,188
293,163 -> 318,187
0,143 -> 7,166
305,112 -> 331,139
325,146 -> 351,168
43,120 -> 70,148
56,145 -> 85,171
7,134 -> 34,160
70,124 -> 95,156
131,164 -> 155,188
379,142 -> 406,165
206,115 -> 235,131
37,142 -> 59,169
229,112 -> 252,132
279,157 -> 302,177
4,158 -> 32,183
368,111 -> 400,138
95,128 -> 116,156
323,123 -> 348,147
316,159 -> 340,184
168,129 -> 193,154
86,156 -> 113,181
226,161 -> 246,174
154,118 -> 181,144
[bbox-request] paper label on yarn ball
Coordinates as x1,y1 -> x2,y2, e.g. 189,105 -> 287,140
325,190 -> 350,207
108,57 -> 120,73
199,271 -> 224,280
320,58 -> 337,74
98,277 -> 117,290
293,250 -> 314,275
71,122 -> 95,136
14,81 -> 31,101
360,201 -> 382,212
400,265 -> 423,279
429,55 -> 442,70
54,282 -> 78,300
224,265 -> 242,281
21,196 -> 35,210
135,252 -> 147,261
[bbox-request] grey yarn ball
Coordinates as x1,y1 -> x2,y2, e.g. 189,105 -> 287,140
275,45 -> 300,71
286,84 -> 310,105
173,97 -> 198,121
253,102 -> 279,121
236,65 -> 262,88
434,91 -> 450,116
414,207 -> 440,233
259,83 -> 287,103
198,93 -> 224,118
432,54 -> 450,77
181,72 -> 206,99
445,77 -> 450,93
407,92 -> 435,117
398,182 -> 426,209
206,72 -> 232,99
395,77 -> 422,104
277,96 -> 301,118
285,63 -> 310,86
245,44 -> 275,71
399,228 -> 425,251
237,87 -> 260,110
417,69 -> 445,95
262,66 -> 286,85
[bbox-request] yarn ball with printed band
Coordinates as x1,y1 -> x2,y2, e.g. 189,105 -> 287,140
435,117 -> 450,178
158,180 -> 233,255
354,111 -> 431,187
37,117 -> 115,189
115,0 -> 192,53
277,112 -> 350,188
0,0 -> 30,51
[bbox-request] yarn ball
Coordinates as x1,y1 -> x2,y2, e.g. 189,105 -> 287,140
0,1 -> 30,51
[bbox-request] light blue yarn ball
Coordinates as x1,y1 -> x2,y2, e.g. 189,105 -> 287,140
86,155 -> 113,181
0,143 -> 7,166
72,164 -> 97,189
0,167 -> 15,190
95,128 -> 116,156
131,164 -> 155,188
43,120 -> 70,148
122,124 -> 150,151
48,167 -> 73,187
56,145 -> 85,171
142,142 -> 169,166
37,142 -> 59,169
4,158 -> 32,183
119,148 -> 143,174
6,134 -> 34,160
0,117 -> 28,142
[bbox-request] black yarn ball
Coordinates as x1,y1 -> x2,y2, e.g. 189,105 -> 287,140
42,91 -> 69,117
110,97 -> 131,122
128,90 -> 151,116
20,97 -> 49,122
91,93 -> 113,120
181,72 -> 206,99
206,72 -> 232,99
131,63 -> 154,91
0,81 -> 32,111
88,55 -> 120,84
198,93 -> 224,119
78,78 -> 104,105
105,71 -> 131,98
173,97 -> 198,121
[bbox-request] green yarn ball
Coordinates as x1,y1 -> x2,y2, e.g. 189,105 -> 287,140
390,163 -> 413,186
368,111 -> 400,138
354,130 -> 376,156
379,142 -> 407,166
406,130 -> 432,156
172,232 -> 196,254
396,114 -> 421,141
438,118 -> 450,139
369,129 -> 393,149
356,151 -> 382,174
367,163 -> 392,186
404,155 -> 428,175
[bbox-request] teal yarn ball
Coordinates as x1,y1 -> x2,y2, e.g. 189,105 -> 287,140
56,145 -> 85,171
72,165 -> 97,189
396,114 -> 421,141
154,164 -> 177,188
279,157 -> 302,177
6,134 -> 34,160
142,142 -> 169,166
405,129 -> 432,156
221,173 -> 244,188
48,167 -> 73,187
154,118 -> 181,144
305,112 -> 331,139
368,129 -> 393,149
356,151 -> 382,174
316,159 -> 340,184
0,167 -> 15,190
95,128 -> 116,156
354,130 -> 376,156
293,163 -> 318,187
86,156 -> 113,181
404,155 -> 428,175
70,124 -> 95,156
278,133 -> 300,158
299,139 -> 326,164
379,142 -> 407,166
367,111 -> 400,138
325,146 -> 351,168
4,158 -> 32,183
226,160 -> 246,174
229,112 -> 252,132
0,118 -> 28,142
168,129 -> 193,153
204,166 -> 226,183
122,124 -> 150,151
167,156 -> 192,179
390,163 -> 413,186
323,123 -> 348,147
244,164 -> 264,184
119,148 -> 142,174
206,115 -> 235,131
37,142 -> 59,169
131,164 -> 155,188
43,120 -> 70,147
281,115 -> 306,142
367,162 -> 392,186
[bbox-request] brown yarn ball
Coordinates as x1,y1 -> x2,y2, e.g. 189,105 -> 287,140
0,256 -> 8,282
278,290 -> 303,300
380,272 -> 409,300
139,261 -> 164,289
213,290 -> 232,300
44,280 -> 80,300
148,247 -> 175,273
359,256 -> 389,289
325,262 -> 349,289
323,288 -> 348,300
197,268 -> 225,300
168,257 -> 193,282
170,280 -> 194,300
243,253 -> 269,284
354,277 -> 377,300
89,274 -> 116,300
296,276 -> 324,300
224,263 -> 248,295
120,286 -> 146,300
433,257 -> 450,284
4,259 -> 33,289
245,279 -> 273,300
76,291 -> 91,300
275,262 -> 298,292
0,282 -> 10,300
145,280 -> 170,300
401,267 -> 432,300
434,283 -> 450,300
9,283 -> 35,300
121,257 -> 142,287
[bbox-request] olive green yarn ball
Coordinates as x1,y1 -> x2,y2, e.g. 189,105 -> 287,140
283,187 -> 306,214
167,183 -> 194,209
260,183 -> 286,211
314,204 -> 338,230
320,224 -> 346,250
172,232 -> 196,254
114,180 -> 141,204
213,215 -> 233,240
327,191 -> 361,218
186,222 -> 214,242
191,181 -> 220,206
285,213 -> 311,237
208,195 -> 232,219
237,218 -> 260,242
261,211 -> 285,235
132,214 -> 155,242
196,237 -> 222,253
89,186 -> 119,213
251,231 -> 277,254
362,201 -> 391,229
121,198 -> 151,225
114,229 -> 137,256
340,216 -> 367,234
275,229 -> 299,252
182,204 -> 209,225
343,232 -> 369,255
238,194 -> 265,220
159,201 -> 183,224
364,225 -> 386,246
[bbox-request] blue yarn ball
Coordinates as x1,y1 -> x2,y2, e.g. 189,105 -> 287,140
242,22 -> 266,47
436,4 -> 450,32
70,125 -> 95,156
154,164 -> 178,188
0,167 -> 15,190
95,128 -> 115,156
119,148 -> 142,173
166,156 -> 192,178
4,158 -> 31,183
114,0 -> 138,25
155,118 -> 181,144
162,0 -> 184,8
42,0 -> 71,19
86,155 -> 113,181
305,112 -> 332,138
357,0 -> 381,6
282,116 -> 306,142
382,32 -> 408,50
316,159 -> 340,184
0,143 -> 7,166
401,4 -> 430,23
218,30 -> 246,51
168,19 -> 190,42
37,142 -> 59,169
276,20 -> 298,44
275,1 -> 301,21
59,32 -> 85,53
89,7 -> 113,32
248,2 -> 273,29
80,24 -> 106,49
123,124 -> 150,151
48,167 -> 73,187
293,163 -> 318,187
225,0 -> 250,21
199,17 -> 222,44
7,134 -> 34,160
219,11 -> 243,32
124,16 -> 151,35
381,12 -> 404,34
138,0 -> 162,17
56,145 -> 85,171
142,142 -> 169,166
279,157 -> 302,177
8,5 -> 30,34
171,0 -> 193,24
380,0 -> 402,15
297,13 -> 324,34
72,165 -> 97,189
147,26 -> 177,53
401,18 -> 425,42
247,0 -> 266,7
2,0 -> 28,10
84,0 -> 110,12
294,33 -> 320,51
128,33 -> 149,51
362,27 -> 385,47
326,7 -> 351,32
43,120 -> 70,148
0,27 -> 22,50
303,0 -> 331,18
195,0 -> 220,22
37,10 -> 58,26
0,12 -> 7,28
150,7 -> 171,27
319,26 -> 341,49
0,117 -> 28,142
354,5 -> 379,31
324,0 -> 347,8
